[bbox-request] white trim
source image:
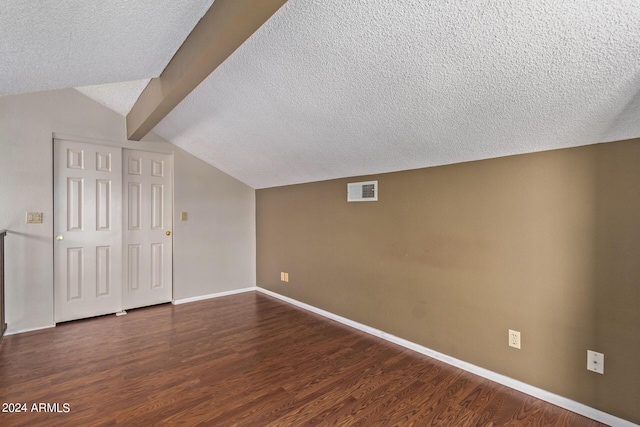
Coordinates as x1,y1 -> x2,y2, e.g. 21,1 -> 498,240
172,287 -> 256,305
5,324 -> 56,336
256,287 -> 638,427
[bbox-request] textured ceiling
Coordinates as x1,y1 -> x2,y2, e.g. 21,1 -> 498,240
153,0 -> 640,189
0,0 -> 213,96
76,79 -> 151,116
3,0 -> 640,189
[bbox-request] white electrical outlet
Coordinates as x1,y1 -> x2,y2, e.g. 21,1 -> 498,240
587,350 -> 604,374
280,272 -> 285,281
508,329 -> 521,349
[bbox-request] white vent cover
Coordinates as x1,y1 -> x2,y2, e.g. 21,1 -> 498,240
347,180 -> 378,202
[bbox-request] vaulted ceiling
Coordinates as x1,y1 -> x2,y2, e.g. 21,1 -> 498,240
2,0 -> 639,189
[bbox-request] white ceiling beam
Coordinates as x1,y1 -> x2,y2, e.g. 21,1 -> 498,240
126,0 -> 288,141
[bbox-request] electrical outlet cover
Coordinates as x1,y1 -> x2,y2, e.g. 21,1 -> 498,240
587,350 -> 604,374
508,329 -> 521,349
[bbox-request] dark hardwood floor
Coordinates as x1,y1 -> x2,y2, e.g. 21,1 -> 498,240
0,292 -> 607,426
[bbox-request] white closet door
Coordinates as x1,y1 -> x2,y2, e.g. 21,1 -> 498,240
122,149 -> 173,310
54,139 -> 122,322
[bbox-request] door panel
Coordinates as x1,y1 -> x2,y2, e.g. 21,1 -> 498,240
54,140 -> 122,322
96,180 -> 111,230
122,149 -> 173,310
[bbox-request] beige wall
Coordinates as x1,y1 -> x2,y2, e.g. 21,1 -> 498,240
0,89 -> 255,333
256,139 -> 640,424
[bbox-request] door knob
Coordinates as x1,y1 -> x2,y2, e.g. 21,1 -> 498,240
166,231 -> 171,236
55,235 -> 64,241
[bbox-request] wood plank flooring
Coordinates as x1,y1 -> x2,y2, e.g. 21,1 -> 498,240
0,292 -> 608,426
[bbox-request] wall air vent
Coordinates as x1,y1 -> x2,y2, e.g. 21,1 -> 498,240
347,180 -> 378,202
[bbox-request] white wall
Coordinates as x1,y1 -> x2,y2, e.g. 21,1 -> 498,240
0,89 -> 255,333
172,148 -> 256,300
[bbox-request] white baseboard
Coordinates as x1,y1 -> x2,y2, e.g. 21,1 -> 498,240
256,287 -> 637,427
5,324 -> 56,336
172,287 -> 256,305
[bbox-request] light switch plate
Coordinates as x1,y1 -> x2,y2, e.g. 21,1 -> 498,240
181,211 -> 188,221
26,212 -> 43,224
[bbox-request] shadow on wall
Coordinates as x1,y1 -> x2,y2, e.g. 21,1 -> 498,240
4,230 -> 54,330
591,144 -> 640,422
